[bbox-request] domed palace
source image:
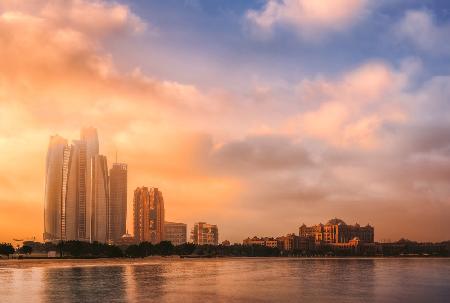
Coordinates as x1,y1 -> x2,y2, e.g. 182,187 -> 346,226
299,218 -> 374,244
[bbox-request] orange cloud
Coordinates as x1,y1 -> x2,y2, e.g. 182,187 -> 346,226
0,0 -> 237,242
286,62 -> 408,148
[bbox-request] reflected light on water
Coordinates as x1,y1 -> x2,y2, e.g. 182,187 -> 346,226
0,258 -> 449,303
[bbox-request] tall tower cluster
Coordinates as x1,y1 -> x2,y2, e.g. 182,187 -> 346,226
43,128 -> 127,243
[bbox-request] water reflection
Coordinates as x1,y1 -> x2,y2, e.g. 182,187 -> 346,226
292,259 -> 376,302
127,263 -> 165,302
44,265 -> 127,302
0,268 -> 44,302
0,258 -> 449,303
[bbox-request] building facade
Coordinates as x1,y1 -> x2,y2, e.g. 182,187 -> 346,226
44,135 -> 69,242
243,236 -> 278,248
65,140 -> 87,241
299,218 -> 375,244
44,128 -> 118,244
80,127 -> 99,242
276,234 -> 299,251
91,155 -> 109,243
164,222 -> 187,246
191,222 -> 218,245
109,163 -> 127,242
133,187 -> 165,244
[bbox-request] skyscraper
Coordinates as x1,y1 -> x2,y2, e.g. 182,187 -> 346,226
65,140 -> 87,241
91,155 -> 109,243
109,163 -> 127,242
43,135 -> 70,242
133,187 -> 165,244
191,222 -> 219,245
80,127 -> 99,241
44,127 -> 111,243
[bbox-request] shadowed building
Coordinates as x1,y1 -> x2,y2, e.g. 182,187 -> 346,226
133,187 -> 165,244
164,222 -> 187,246
191,222 -> 218,245
109,163 -> 127,242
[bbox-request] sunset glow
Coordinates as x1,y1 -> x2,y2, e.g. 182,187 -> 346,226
1,0 -> 450,243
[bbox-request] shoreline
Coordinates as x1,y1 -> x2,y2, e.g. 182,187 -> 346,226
1,255 -> 449,269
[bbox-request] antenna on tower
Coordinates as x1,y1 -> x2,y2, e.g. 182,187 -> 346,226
115,150 -> 118,163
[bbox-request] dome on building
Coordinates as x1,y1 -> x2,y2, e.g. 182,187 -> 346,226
327,218 -> 346,225
121,231 -> 133,239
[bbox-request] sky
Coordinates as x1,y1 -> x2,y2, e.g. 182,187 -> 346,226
1,0 -> 450,243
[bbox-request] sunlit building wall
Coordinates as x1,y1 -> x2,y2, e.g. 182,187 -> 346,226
133,187 -> 165,244
109,163 -> 127,242
299,218 -> 375,244
60,144 -> 72,239
191,222 -> 218,245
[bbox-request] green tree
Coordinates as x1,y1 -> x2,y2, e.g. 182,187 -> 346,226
0,243 -> 15,258
125,244 -> 141,258
139,242 -> 153,257
158,241 -> 174,256
19,245 -> 33,255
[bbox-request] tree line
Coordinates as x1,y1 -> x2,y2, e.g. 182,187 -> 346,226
2,240 -> 449,259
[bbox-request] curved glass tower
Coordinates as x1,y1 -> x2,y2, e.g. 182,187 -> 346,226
43,135 -> 69,242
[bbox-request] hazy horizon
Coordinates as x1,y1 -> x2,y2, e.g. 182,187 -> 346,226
1,0 -> 450,243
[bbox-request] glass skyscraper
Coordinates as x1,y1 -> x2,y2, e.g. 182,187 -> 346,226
44,127 -> 117,243
43,135 -> 69,242
109,163 -> 128,242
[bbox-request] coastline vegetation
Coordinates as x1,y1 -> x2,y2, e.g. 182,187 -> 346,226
1,239 -> 449,259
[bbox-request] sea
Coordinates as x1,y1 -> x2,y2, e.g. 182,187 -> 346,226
1,258 -> 449,302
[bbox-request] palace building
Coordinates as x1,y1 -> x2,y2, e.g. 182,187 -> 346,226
299,218 -> 374,244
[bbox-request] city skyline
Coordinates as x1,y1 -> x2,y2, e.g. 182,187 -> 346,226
2,0 -> 450,244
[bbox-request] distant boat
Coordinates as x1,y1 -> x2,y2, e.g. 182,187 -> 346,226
13,239 -> 24,242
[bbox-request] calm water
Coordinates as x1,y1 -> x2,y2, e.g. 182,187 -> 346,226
1,258 -> 449,302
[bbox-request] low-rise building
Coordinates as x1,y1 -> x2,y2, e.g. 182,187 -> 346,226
114,233 -> 136,246
243,236 -> 278,248
222,240 -> 231,246
276,234 -> 299,251
191,222 -> 219,245
164,222 -> 187,246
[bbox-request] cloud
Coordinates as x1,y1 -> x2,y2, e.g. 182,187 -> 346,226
210,135 -> 313,174
246,0 -> 368,40
0,0 -> 146,36
287,62 -> 408,148
0,0 -> 230,241
395,10 -> 450,54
